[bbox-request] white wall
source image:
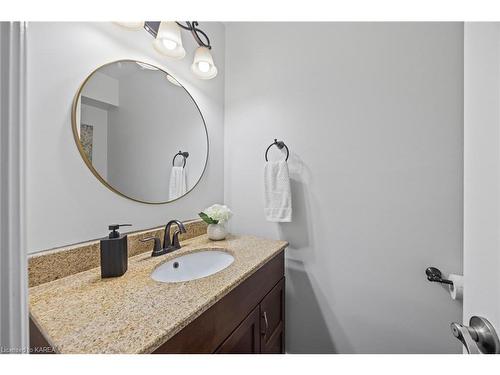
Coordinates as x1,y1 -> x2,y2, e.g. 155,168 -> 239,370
224,22 -> 463,353
81,71 -> 119,107
463,23 -> 500,336
26,22 -> 225,253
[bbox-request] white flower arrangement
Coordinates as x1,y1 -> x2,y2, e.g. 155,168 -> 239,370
199,204 -> 233,224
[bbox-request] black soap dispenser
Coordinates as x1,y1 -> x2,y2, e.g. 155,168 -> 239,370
100,224 -> 131,278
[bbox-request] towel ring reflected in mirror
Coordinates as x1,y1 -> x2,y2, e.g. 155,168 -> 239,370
172,151 -> 189,168
265,139 -> 289,162
71,59 -> 209,205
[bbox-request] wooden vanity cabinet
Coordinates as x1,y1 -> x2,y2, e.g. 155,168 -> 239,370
215,306 -> 261,353
216,278 -> 285,354
259,278 -> 285,353
153,251 -> 285,354
30,250 -> 286,354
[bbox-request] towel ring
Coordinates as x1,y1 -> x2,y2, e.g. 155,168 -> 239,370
265,139 -> 289,162
172,151 -> 189,167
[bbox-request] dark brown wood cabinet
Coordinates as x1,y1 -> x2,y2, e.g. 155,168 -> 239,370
215,306 -> 261,353
215,277 -> 285,354
30,250 -> 286,354
260,278 -> 285,353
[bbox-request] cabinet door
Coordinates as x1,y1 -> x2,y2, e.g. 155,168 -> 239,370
260,278 -> 285,353
215,306 -> 261,354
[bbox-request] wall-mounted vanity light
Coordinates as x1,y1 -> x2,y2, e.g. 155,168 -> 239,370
115,21 -> 218,80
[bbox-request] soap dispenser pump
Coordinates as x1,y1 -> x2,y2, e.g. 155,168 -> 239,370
100,224 -> 131,278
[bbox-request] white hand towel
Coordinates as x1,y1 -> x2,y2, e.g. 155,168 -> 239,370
264,160 -> 292,222
169,166 -> 187,200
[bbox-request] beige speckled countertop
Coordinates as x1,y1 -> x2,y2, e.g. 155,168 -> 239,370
29,234 -> 287,354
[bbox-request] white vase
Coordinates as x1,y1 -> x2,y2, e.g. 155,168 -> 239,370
207,223 -> 227,241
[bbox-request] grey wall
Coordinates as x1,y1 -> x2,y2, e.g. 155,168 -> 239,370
26,22 -> 225,253
106,66 -> 207,202
224,22 -> 464,353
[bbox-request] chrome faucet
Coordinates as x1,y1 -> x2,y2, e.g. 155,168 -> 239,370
140,219 -> 187,257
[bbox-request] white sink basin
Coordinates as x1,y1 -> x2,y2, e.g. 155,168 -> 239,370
151,250 -> 234,283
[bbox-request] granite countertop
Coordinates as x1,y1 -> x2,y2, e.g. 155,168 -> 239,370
29,234 -> 288,354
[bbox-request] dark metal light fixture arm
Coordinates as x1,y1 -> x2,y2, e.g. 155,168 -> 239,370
175,21 -> 212,49
144,21 -> 212,50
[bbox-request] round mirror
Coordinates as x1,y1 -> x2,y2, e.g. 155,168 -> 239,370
71,60 -> 208,204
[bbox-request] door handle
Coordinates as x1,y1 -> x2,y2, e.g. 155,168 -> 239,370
450,316 -> 500,354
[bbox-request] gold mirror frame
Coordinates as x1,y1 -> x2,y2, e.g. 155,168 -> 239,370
71,59 -> 209,205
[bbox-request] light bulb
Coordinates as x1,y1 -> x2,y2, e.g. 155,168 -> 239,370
197,61 -> 210,73
191,46 -> 217,79
152,21 -> 186,59
162,39 -> 177,51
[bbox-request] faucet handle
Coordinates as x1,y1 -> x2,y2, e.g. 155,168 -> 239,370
164,220 -> 187,249
140,236 -> 163,257
171,230 -> 183,249
172,221 -> 187,250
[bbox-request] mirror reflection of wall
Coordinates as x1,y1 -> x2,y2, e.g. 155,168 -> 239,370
74,60 -> 208,204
